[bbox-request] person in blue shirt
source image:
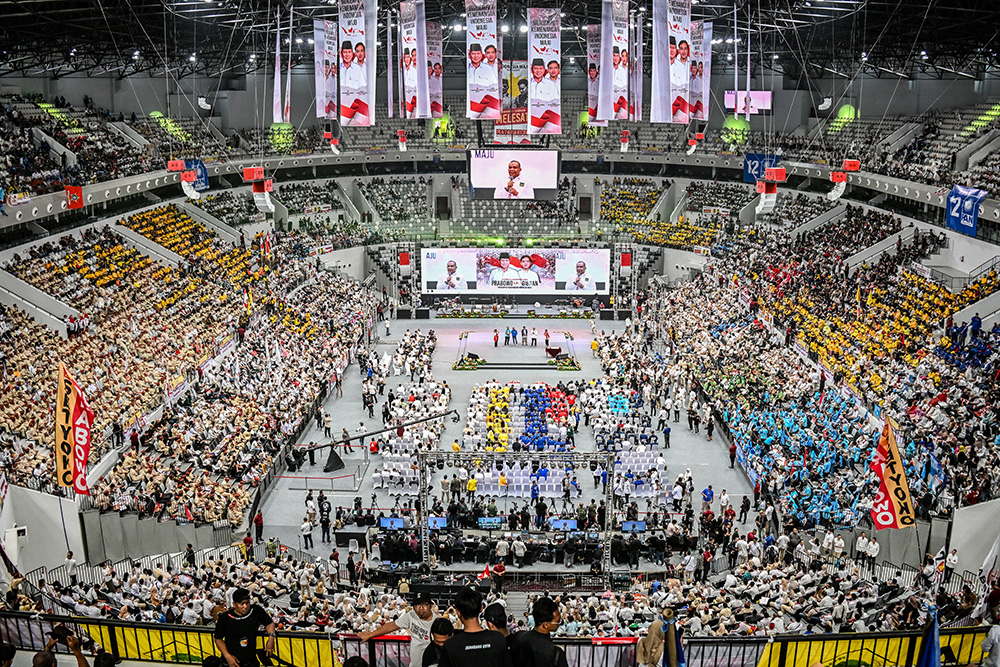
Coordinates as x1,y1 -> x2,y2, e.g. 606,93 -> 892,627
701,485 -> 714,512
531,481 -> 539,500
971,313 -> 982,339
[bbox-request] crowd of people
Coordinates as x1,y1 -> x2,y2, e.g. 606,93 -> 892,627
192,192 -> 264,227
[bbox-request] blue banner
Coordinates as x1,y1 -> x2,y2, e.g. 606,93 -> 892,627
743,153 -> 779,183
184,160 -> 210,192
946,184 -> 987,237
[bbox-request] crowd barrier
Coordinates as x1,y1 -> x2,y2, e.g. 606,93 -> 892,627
0,612 -> 982,667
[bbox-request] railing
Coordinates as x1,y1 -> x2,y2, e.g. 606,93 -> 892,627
0,609 -> 990,667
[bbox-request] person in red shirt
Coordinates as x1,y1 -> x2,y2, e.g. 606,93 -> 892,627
492,560 -> 507,593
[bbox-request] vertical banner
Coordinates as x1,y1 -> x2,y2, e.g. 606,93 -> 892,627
338,0 -> 376,126
400,1 -> 418,117
586,26 -> 607,127
386,10 -> 394,118
692,22 -> 711,121
946,185 -> 986,237
651,0 -> 667,122
55,362 -> 94,495
495,60 -> 529,144
414,0 -> 430,118
313,21 -> 334,119
598,0 -> 628,121
869,420 -> 915,530
273,10 -> 283,124
668,0 -> 692,123
284,8 -> 293,123
466,0 -> 500,119
527,7 -> 561,134
629,14 -> 643,121
427,23 -> 444,117
688,21 -> 703,122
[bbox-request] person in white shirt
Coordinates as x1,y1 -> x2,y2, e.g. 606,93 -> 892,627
529,59 -> 559,103
517,255 -> 541,286
65,551 -> 78,585
567,261 -> 594,291
468,43 -> 498,87
981,623 -> 1000,667
494,160 -> 534,199
945,548 -> 959,583
429,61 -> 443,110
340,40 -> 368,125
670,38 -> 691,122
403,50 -> 419,117
436,260 -> 466,290
587,63 -> 600,118
488,252 -> 525,286
612,47 -> 628,119
855,533 -> 869,563
867,536 -> 880,563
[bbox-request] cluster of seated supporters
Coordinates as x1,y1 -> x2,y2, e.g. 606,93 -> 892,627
0,211 -> 380,524
7,90 -> 1000,204
190,191 -> 263,227
757,194 -> 838,229
598,177 -> 666,230
357,177 -> 430,224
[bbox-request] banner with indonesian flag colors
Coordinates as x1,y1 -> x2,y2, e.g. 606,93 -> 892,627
629,13 -> 643,121
314,20 -> 338,119
427,22 -> 443,117
586,26 -> 607,127
651,0 -> 691,122
495,60 -> 529,144
690,22 -> 712,121
338,0 -> 377,126
55,362 -> 94,495
274,9 -> 284,124
869,419 -> 916,530
527,8 -> 561,134
597,0 -> 628,121
400,1 -> 430,119
465,0 -> 500,119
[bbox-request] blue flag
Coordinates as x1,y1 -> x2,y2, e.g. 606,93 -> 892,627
915,607 -> 940,667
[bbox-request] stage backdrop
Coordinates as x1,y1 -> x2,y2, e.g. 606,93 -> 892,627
422,247 -> 610,294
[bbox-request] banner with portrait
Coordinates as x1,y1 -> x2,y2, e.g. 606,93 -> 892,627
313,21 -> 336,119
495,60 -> 529,144
690,22 -> 712,121
597,0 -> 628,121
586,26 -> 607,127
427,22 -> 444,117
338,0 -> 377,126
668,0 -> 692,123
527,8 -> 561,134
400,0 -> 430,118
466,0 -> 500,119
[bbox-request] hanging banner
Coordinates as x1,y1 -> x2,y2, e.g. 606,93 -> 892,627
284,8 -> 293,123
527,7 -> 561,134
400,1 -> 427,118
946,184 -> 986,238
414,1 -> 430,118
629,14 -> 643,121
183,160 -> 210,192
692,22 -> 711,121
313,21 -> 334,119
869,420 -> 915,530
598,0 -> 628,121
273,10 -> 283,124
669,0 -> 692,123
586,26 -> 607,127
338,0 -> 376,126
466,0 -> 500,119
55,362 -> 94,495
495,60 -> 529,144
427,22 -> 443,117
386,11 -> 394,119
651,0 -> 668,122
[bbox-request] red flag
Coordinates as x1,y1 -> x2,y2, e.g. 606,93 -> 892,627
55,363 -> 94,494
185,505 -> 194,521
65,186 -> 84,210
476,566 -> 491,581
869,420 -> 916,530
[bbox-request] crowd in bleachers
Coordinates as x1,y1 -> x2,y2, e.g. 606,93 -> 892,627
757,194 -> 838,230
686,182 -> 755,213
598,178 -> 664,233
190,192 -> 263,227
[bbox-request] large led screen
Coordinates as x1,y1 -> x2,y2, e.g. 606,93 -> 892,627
422,247 -> 610,294
467,148 -> 560,200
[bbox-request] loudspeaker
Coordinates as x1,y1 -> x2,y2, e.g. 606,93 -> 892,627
467,353 -> 480,360
324,449 -> 346,473
556,353 -> 569,360
416,308 -> 430,320
599,309 -> 615,321
397,308 -> 412,319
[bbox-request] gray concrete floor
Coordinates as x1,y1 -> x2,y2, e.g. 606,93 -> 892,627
258,316 -> 752,569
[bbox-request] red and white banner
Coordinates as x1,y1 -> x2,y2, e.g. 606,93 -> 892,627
65,186 -> 83,209
495,60 -> 529,144
629,13 -> 643,121
273,9 -> 284,124
313,20 -> 336,119
427,22 -> 443,117
338,0 -> 377,126
690,22 -> 712,121
869,420 -> 916,530
386,10 -> 395,119
586,26 -> 607,127
527,7 -> 561,134
651,0 -> 691,122
55,362 -> 94,495
597,0 -> 628,121
465,0 -> 500,119
400,1 -> 430,118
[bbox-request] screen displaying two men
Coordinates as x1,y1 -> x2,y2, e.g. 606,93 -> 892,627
423,247 -> 609,294
468,149 -> 560,200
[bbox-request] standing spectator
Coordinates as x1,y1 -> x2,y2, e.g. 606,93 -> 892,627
253,511 -> 264,543
65,551 -> 78,585
360,592 -> 439,667
301,516 -> 314,550
701,485 -> 714,512
636,620 -> 664,667
424,618 -> 457,667
213,588 -> 276,667
945,548 -> 959,583
439,588 -> 512,667
511,598 -> 567,667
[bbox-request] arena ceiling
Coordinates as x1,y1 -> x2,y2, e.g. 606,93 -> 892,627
0,0 -> 997,80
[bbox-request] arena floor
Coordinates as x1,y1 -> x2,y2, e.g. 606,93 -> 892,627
258,317 -> 753,571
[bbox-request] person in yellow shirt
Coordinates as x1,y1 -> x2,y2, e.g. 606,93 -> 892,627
466,476 -> 477,502
591,339 -> 600,358
499,473 -> 508,496
451,440 -> 461,452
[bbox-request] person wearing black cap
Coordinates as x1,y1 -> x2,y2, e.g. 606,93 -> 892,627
341,39 -> 367,108
612,46 -> 628,119
493,161 -> 534,201
529,58 -> 558,104
468,43 -> 497,87
489,252 -> 517,283
359,592 -> 438,667
213,588 -> 275,667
